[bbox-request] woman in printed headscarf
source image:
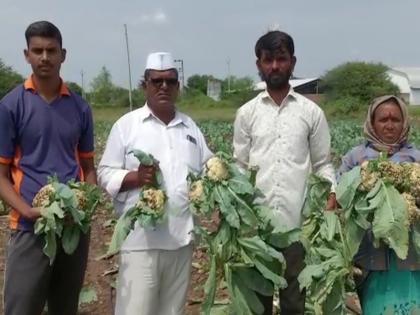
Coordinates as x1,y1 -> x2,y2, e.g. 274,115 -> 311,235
338,95 -> 420,314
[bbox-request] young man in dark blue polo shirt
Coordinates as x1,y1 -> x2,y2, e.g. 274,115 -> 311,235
0,21 -> 96,315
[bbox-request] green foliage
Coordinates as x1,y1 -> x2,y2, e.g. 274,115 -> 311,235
0,199 -> 8,214
107,150 -> 166,256
79,286 -> 98,306
221,89 -> 259,105
187,74 -> 219,94
89,66 -> 144,107
222,76 -> 254,94
299,175 -> 356,315
189,154 -> 294,314
322,96 -> 364,117
321,62 -> 399,111
198,122 -> 233,155
329,121 -> 365,166
337,162 -> 411,260
66,81 -> 83,96
186,74 -> 255,103
90,66 -> 116,106
34,178 -> 100,264
0,58 -> 24,98
177,89 -> 219,108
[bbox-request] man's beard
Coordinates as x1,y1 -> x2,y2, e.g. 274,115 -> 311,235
259,70 -> 291,90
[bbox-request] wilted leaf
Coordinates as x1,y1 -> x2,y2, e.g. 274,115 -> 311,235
78,286 -> 98,305
201,256 -> 217,315
62,225 -> 80,255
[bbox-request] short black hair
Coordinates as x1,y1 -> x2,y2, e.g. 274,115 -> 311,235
25,21 -> 62,48
255,30 -> 294,58
142,68 -> 178,85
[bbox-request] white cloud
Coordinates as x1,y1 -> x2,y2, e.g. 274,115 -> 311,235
135,10 -> 168,25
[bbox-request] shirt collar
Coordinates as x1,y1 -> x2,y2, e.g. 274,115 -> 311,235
24,76 -> 70,96
260,86 -> 297,105
140,104 -> 189,128
365,140 -> 412,151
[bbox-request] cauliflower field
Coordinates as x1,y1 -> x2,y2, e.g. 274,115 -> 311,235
2,118 -> 420,314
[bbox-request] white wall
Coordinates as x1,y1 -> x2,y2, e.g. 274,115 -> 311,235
412,88 -> 420,105
387,71 -> 411,94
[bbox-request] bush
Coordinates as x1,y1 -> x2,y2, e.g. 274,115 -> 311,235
321,62 -> 399,111
321,96 -> 365,118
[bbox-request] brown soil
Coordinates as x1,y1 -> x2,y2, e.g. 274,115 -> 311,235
0,206 -> 210,315
0,208 -> 360,315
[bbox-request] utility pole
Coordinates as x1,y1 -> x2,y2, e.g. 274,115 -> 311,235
174,59 -> 184,92
124,24 -> 133,111
81,70 -> 86,99
227,57 -> 231,93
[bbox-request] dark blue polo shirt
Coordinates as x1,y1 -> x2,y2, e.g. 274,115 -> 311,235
0,77 -> 94,230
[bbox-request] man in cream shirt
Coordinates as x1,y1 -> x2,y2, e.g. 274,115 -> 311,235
233,31 -> 337,314
98,52 -> 212,315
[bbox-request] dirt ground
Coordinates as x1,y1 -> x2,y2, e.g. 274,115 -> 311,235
0,208 -> 360,315
0,207 -> 208,315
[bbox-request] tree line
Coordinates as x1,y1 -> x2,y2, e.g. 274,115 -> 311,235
0,58 -> 398,111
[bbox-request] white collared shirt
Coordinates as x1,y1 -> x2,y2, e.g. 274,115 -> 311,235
233,88 -> 336,230
98,105 -> 212,251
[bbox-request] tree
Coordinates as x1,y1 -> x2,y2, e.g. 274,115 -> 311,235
90,66 -> 117,106
222,75 -> 253,93
66,81 -> 83,96
0,58 -> 24,98
321,62 -> 399,106
187,74 -> 217,94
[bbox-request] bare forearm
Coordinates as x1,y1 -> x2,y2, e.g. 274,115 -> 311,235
119,171 -> 140,192
120,164 -> 156,192
84,168 -> 97,185
0,175 -> 32,217
80,157 -> 97,185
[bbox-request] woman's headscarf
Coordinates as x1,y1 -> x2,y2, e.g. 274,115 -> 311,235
363,95 -> 410,155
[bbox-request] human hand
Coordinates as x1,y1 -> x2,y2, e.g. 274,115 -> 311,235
22,207 -> 42,221
137,162 -> 159,187
325,193 -> 337,211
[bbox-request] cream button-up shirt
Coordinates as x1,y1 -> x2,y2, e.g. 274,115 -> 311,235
233,88 -> 336,230
98,105 -> 212,251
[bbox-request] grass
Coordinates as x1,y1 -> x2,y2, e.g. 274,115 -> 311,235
92,105 -> 237,124
92,100 -> 420,126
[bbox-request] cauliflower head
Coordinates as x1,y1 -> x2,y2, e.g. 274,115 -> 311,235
402,192 -> 420,225
206,157 -> 229,182
72,189 -> 87,210
359,161 -> 379,192
32,184 -> 56,208
189,180 -> 204,202
138,188 -> 166,214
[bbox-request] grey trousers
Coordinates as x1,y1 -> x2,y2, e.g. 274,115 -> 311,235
3,230 -> 89,315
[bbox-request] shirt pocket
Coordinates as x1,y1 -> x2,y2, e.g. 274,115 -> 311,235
180,139 -> 201,174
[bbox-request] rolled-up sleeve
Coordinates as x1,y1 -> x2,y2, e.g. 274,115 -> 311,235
309,110 -> 337,191
0,103 -> 16,164
197,129 -> 213,168
233,108 -> 251,171
98,122 -> 130,200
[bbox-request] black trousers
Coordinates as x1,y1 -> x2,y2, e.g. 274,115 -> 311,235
258,242 -> 306,315
3,230 -> 90,315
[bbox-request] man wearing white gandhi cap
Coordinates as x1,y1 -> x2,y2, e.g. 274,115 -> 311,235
98,52 -> 212,315
145,51 -> 176,70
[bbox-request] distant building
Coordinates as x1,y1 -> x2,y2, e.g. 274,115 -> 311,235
387,67 -> 420,105
207,78 -> 222,101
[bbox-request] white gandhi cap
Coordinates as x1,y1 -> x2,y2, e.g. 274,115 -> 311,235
145,52 -> 175,71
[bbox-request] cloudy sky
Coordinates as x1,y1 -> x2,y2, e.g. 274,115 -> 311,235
1,0 -> 419,90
